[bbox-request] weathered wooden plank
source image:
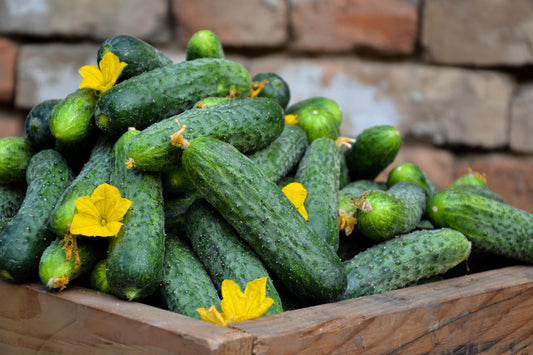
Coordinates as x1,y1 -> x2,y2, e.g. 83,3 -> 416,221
0,281 -> 253,354
231,266 -> 533,354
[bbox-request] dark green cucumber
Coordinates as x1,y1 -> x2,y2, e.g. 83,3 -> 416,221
184,199 -> 283,315
182,137 -> 346,304
386,162 -> 436,199
97,34 -> 173,81
159,234 -> 221,319
50,136 -> 115,237
0,137 -> 33,183
340,228 -> 471,299
355,182 -> 426,241
126,97 -> 284,172
0,183 -> 25,218
0,149 -> 73,283
90,259 -> 112,294
295,137 -> 340,250
106,129 -> 165,301
95,58 -> 252,137
248,124 -> 309,183
39,238 -> 105,291
251,72 -> 291,109
54,134 -> 97,174
164,191 -> 202,235
0,218 -> 10,234
286,96 -> 342,126
344,125 -> 401,181
185,30 -> 225,61
162,165 -> 195,196
49,88 -> 99,143
294,106 -> 340,142
427,188 -> 533,263
25,99 -> 61,151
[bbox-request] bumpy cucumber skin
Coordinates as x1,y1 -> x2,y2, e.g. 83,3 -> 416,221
182,137 -> 346,304
106,129 -> 166,301
90,259 -> 112,294
356,182 -> 425,241
286,96 -> 342,126
252,72 -> 291,110
387,162 -> 436,199
97,34 -> 173,81
249,124 -> 309,183
427,188 -> 533,263
162,165 -> 195,196
296,106 -> 340,142
341,228 -> 471,299
39,238 -> 104,290
0,149 -> 73,283
159,234 -> 221,319
295,137 -> 340,250
185,199 -> 283,315
94,58 -> 252,137
25,99 -> 62,151
0,137 -> 33,183
50,137 -> 115,237
0,184 -> 25,218
126,97 -> 284,172
345,125 -> 401,181
164,191 -> 202,235
49,88 -> 98,143
185,30 -> 225,61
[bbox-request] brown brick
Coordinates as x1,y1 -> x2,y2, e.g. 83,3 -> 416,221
455,154 -> 533,213
172,0 -> 288,47
0,38 -> 17,103
290,0 -> 419,54
510,83 -> 533,153
0,109 -> 26,138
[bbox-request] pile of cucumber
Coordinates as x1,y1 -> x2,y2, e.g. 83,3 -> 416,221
0,31 -> 531,320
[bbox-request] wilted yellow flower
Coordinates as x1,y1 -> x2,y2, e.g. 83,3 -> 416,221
78,52 -> 127,94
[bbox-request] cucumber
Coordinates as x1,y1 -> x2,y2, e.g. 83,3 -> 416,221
181,137 -> 346,304
0,218 -> 10,234
97,34 -> 173,81
164,191 -> 202,235
94,58 -> 252,137
159,234 -> 221,319
25,99 -> 61,151
49,136 -> 115,237
39,238 -> 105,291
90,259 -> 112,294
355,182 -> 426,241
0,149 -> 73,283
295,137 -> 340,250
452,170 -> 487,188
162,165 -> 195,196
0,137 -> 33,183
340,228 -> 471,299
126,97 -> 284,172
427,188 -> 533,263
386,162 -> 436,199
106,129 -> 166,301
344,125 -> 401,181
0,184 -> 25,218
193,96 -> 234,108
248,124 -> 309,183
184,199 -> 283,315
49,88 -> 99,143
54,134 -> 97,174
185,30 -> 224,61
286,96 -> 342,126
251,72 -> 291,109
294,106 -> 340,142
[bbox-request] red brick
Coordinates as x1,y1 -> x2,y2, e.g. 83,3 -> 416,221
290,0 -> 418,54
0,38 -> 17,103
455,154 -> 533,213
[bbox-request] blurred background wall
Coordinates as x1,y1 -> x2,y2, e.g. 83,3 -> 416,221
1,0 -> 533,211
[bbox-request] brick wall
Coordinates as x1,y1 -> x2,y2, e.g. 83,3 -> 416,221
1,0 -> 533,211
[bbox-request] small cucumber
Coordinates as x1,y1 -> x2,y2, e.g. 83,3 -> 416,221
185,199 -> 283,315
294,106 -> 340,142
159,234 -> 221,319
386,162 -> 436,199
185,30 -> 224,61
193,96 -> 234,108
286,96 -> 342,126
97,34 -> 173,81
248,124 -> 309,183
162,165 -> 195,196
181,137 -> 346,304
126,97 -> 284,172
25,99 -> 61,151
355,182 -> 426,241
0,137 -> 33,183
295,137 -> 340,250
49,136 -> 115,237
164,191 -> 202,235
427,188 -> 533,263
251,72 -> 291,109
0,183 -> 25,218
340,228 -> 471,299
49,88 -> 99,143
39,238 -> 105,291
452,170 -> 488,188
90,259 -> 112,294
94,58 -> 252,137
344,125 -> 401,181
0,149 -> 73,283
106,129 -> 166,301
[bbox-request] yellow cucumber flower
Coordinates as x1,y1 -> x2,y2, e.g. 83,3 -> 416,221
281,182 -> 308,220
285,114 -> 298,125
78,52 -> 127,94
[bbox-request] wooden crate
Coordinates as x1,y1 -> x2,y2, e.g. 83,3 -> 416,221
0,265 -> 532,354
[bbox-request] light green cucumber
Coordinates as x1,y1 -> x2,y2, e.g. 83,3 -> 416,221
286,96 -> 342,126
185,30 -> 224,60
0,137 -> 33,183
386,162 -> 436,199
90,259 -> 112,294
294,106 -> 339,142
